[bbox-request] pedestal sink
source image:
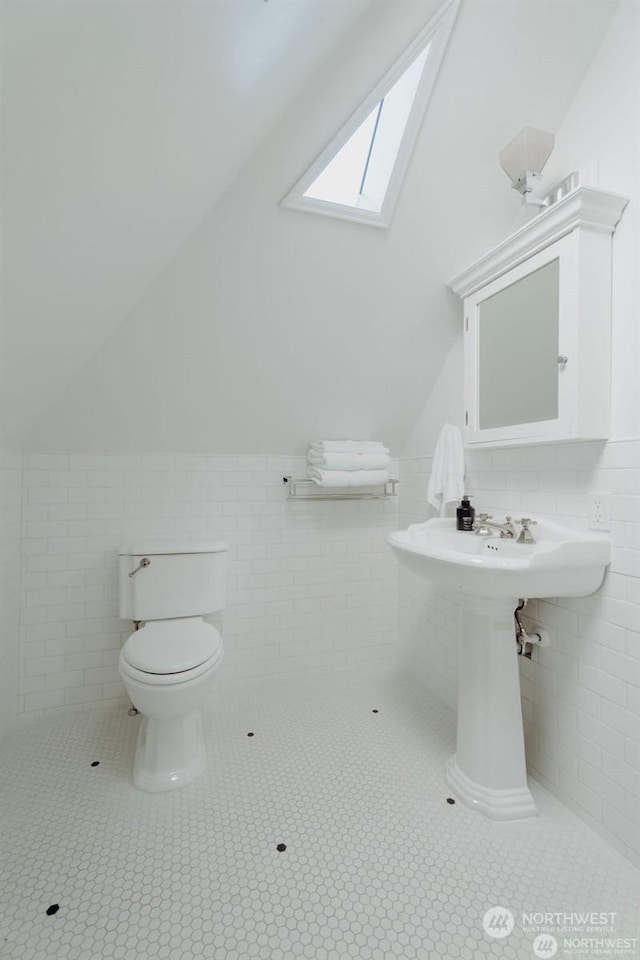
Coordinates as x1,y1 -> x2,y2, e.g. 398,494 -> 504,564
387,517 -> 610,821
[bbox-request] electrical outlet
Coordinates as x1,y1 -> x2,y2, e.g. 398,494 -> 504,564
588,492 -> 611,531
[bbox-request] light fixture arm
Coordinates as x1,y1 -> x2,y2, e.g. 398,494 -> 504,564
510,171 -> 549,208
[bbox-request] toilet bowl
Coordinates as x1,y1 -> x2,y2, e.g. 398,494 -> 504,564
119,616 -> 224,792
118,540 -> 228,793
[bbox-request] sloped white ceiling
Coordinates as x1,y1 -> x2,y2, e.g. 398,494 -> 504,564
0,0 -> 371,444
20,0 -> 617,454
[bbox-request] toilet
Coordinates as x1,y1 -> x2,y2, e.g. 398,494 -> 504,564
118,540 -> 228,793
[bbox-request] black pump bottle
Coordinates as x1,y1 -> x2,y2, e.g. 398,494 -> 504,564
456,495 -> 475,532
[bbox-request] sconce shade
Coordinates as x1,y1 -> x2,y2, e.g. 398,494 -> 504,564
500,127 -> 554,180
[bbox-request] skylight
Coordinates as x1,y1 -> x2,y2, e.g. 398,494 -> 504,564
281,0 -> 460,228
304,45 -> 430,214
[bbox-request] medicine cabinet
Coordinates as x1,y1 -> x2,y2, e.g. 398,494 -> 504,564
447,187 -> 628,448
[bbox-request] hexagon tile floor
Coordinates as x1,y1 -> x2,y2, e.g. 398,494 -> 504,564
1,671 -> 639,960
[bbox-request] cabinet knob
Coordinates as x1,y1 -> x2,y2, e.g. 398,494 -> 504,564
557,355 -> 569,365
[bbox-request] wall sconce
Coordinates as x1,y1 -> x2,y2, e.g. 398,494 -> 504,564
500,127 -> 554,207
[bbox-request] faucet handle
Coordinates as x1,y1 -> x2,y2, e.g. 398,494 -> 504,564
477,513 -> 492,521
517,517 -> 538,543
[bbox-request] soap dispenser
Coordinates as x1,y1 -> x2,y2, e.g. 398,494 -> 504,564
456,495 -> 475,532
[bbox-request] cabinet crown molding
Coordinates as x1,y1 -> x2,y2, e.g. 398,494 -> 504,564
447,187 -> 628,299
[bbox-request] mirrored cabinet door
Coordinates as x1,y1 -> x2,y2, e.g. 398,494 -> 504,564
464,234 -> 579,446
478,258 -> 560,430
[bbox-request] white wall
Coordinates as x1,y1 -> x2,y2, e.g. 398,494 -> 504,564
18,452 -> 398,716
27,0 -> 613,455
0,0 -> 371,445
398,0 -> 640,867
0,449 -> 22,740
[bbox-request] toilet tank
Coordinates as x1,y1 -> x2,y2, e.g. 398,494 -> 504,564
118,540 -> 228,621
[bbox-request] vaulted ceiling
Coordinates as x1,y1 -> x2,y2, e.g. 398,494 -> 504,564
2,0 -> 619,453
0,0 -> 371,443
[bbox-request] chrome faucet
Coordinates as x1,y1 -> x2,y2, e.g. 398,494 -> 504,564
474,514 -> 518,539
474,514 -> 537,542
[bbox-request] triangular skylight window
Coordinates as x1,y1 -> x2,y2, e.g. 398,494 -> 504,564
282,0 -> 460,228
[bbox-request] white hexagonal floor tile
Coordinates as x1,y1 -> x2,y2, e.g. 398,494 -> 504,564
1,671 -> 638,959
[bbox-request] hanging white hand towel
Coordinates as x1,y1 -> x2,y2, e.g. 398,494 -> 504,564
426,424 -> 465,516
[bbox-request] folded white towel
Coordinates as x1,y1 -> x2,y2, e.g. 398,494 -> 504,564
311,440 -> 389,454
308,466 -> 390,488
307,451 -> 391,471
426,424 -> 465,516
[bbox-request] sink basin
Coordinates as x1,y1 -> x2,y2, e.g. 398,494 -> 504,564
387,517 -> 610,599
387,516 -> 610,821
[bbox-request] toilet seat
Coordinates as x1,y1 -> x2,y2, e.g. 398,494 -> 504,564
119,649 -> 222,686
121,617 -> 223,682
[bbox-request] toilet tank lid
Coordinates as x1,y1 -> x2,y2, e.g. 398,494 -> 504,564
118,539 -> 228,556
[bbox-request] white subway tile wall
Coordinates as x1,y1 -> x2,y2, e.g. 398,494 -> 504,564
0,449 -> 22,740
19,454 -> 398,718
399,439 -> 640,867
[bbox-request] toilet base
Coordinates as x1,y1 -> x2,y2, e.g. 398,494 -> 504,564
133,710 -> 206,793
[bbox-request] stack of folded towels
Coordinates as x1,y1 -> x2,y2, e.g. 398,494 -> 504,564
307,440 -> 390,487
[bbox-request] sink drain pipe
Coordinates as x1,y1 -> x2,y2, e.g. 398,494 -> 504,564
515,600 -> 549,658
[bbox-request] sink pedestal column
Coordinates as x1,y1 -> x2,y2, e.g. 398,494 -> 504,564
446,595 -> 537,820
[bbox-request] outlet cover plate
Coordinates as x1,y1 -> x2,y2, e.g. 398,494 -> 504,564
588,492 -> 611,531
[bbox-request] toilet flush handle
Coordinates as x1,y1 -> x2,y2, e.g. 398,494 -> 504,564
129,557 -> 151,577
